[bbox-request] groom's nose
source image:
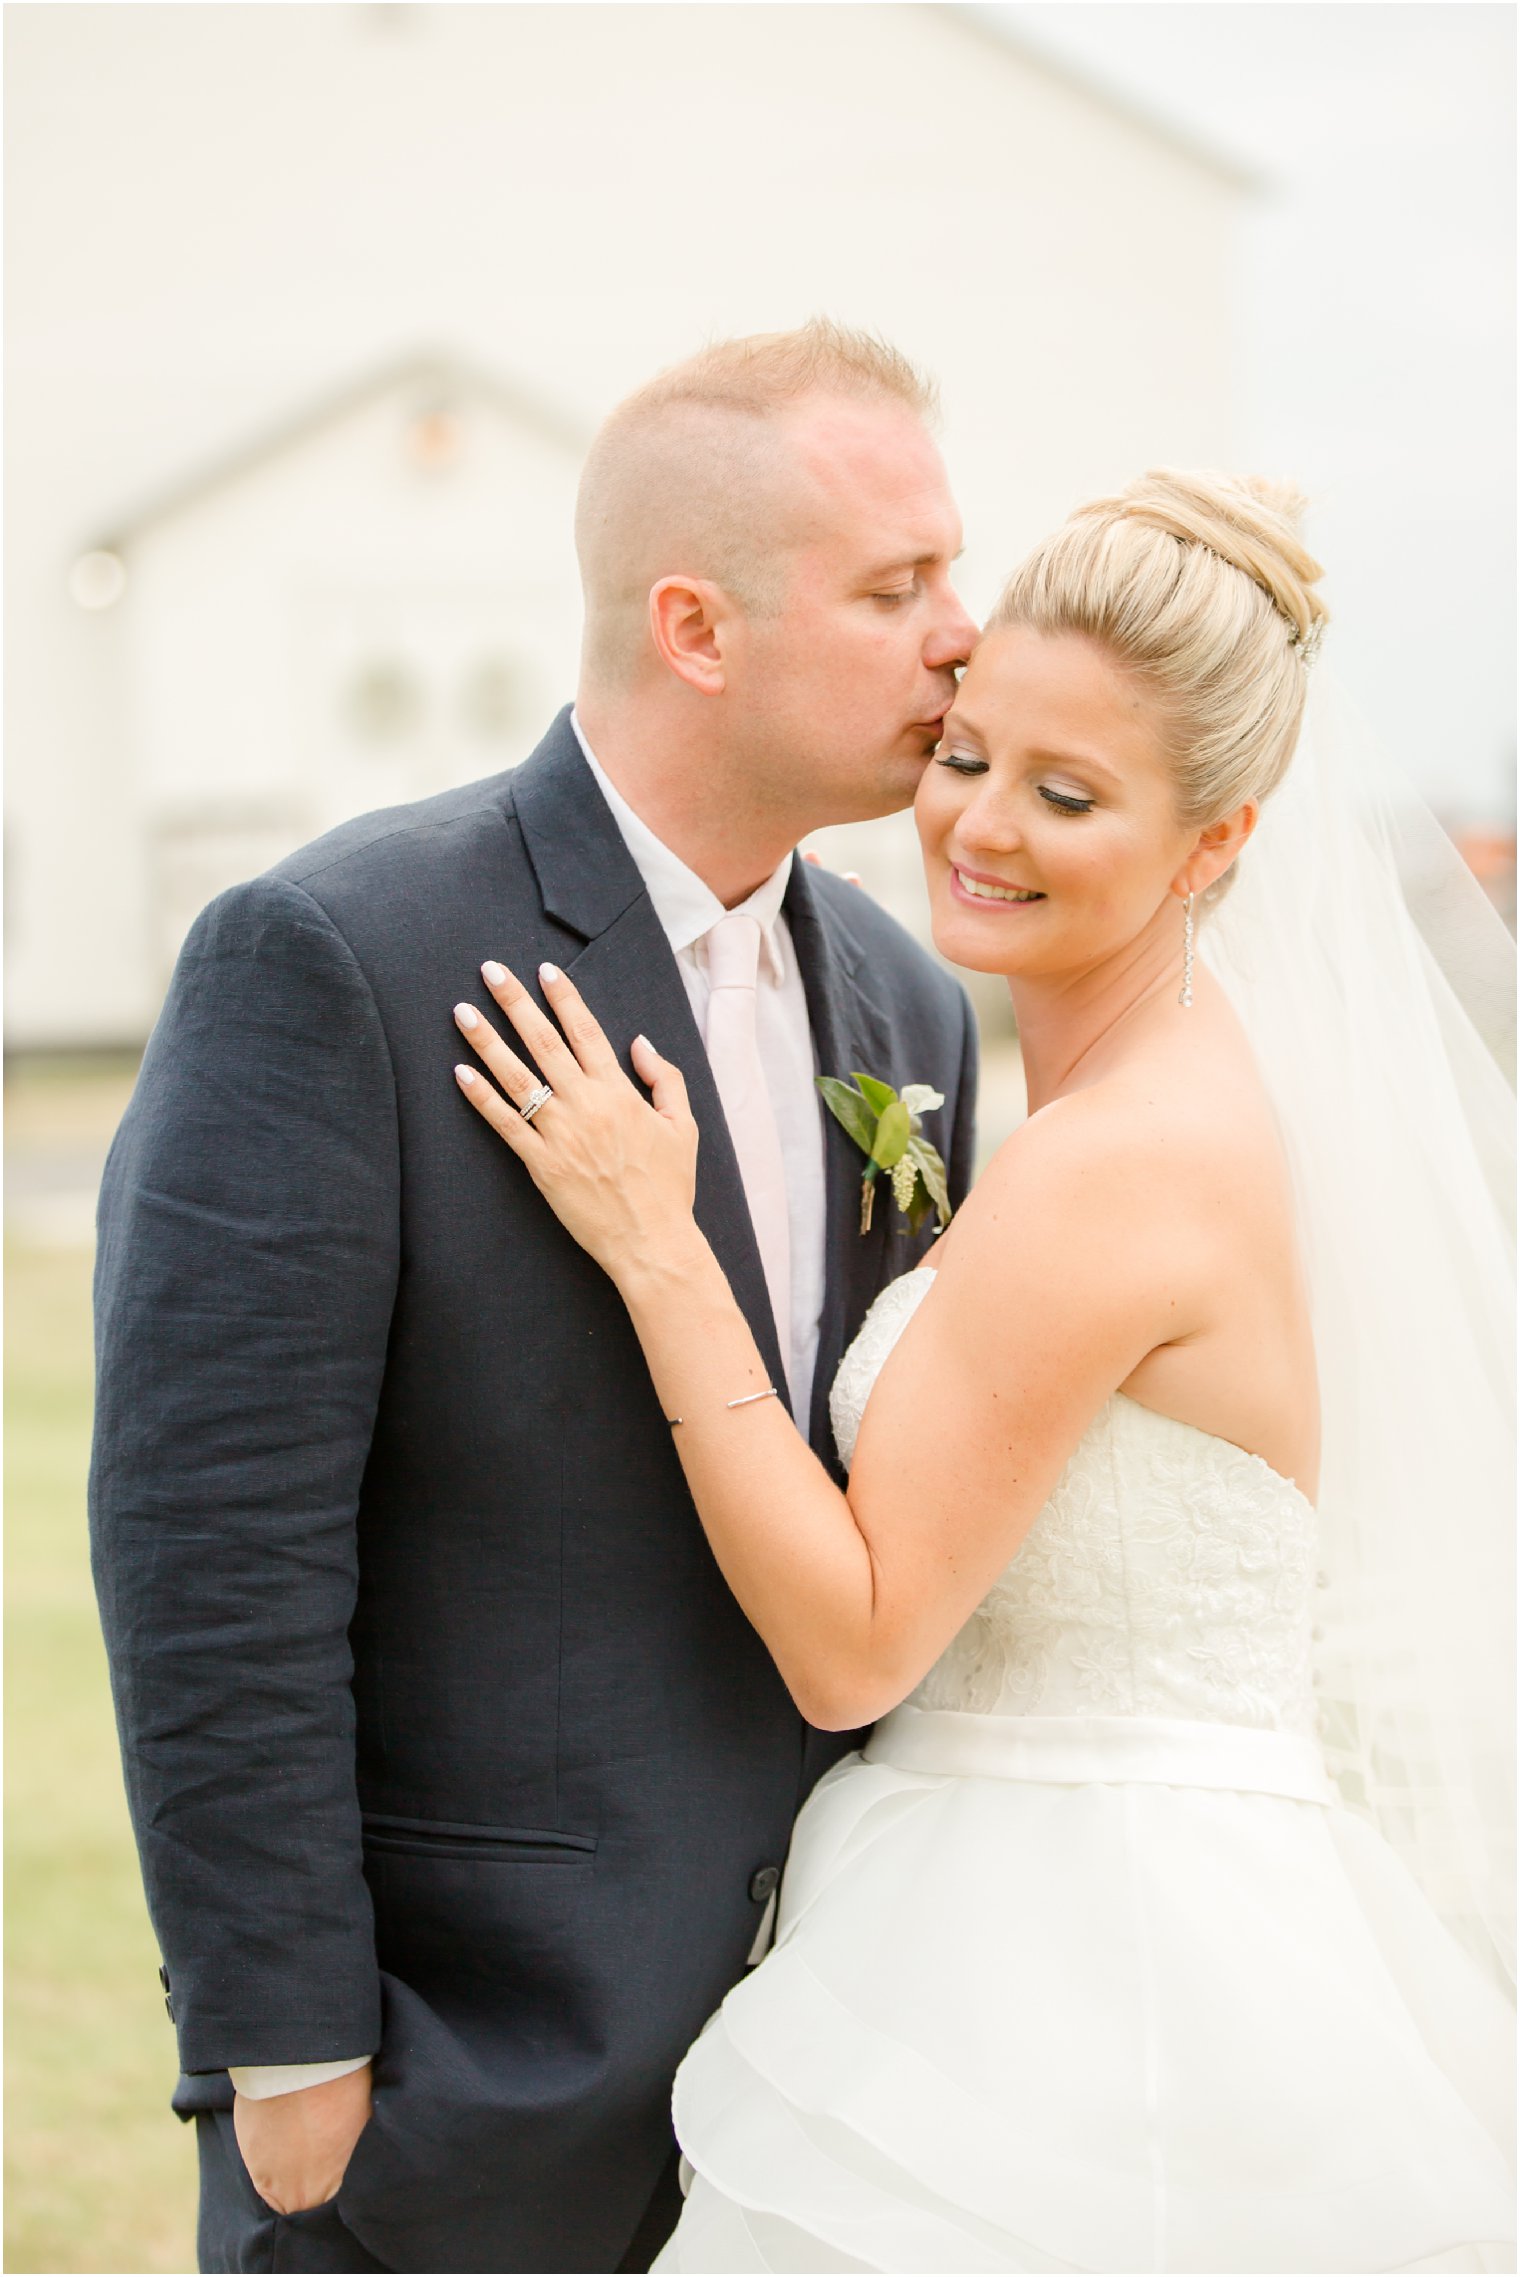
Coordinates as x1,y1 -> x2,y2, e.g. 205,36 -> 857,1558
924,589 -> 979,671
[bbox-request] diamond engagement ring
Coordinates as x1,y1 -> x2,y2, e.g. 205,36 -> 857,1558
519,1083 -> 554,1124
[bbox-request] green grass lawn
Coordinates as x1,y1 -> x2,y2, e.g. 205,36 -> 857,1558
6,1064 -> 199,2273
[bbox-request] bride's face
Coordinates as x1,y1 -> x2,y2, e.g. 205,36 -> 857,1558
915,624 -> 1199,982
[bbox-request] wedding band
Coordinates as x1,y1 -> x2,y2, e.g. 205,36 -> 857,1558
519,1083 -> 553,1124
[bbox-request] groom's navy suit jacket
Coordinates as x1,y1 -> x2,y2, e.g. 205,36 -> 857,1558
90,709 -> 979,2273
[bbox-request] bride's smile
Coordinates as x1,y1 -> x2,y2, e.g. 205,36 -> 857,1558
947,863 -> 1046,903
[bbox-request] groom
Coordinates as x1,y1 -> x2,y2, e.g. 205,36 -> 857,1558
91,320 -> 980,2274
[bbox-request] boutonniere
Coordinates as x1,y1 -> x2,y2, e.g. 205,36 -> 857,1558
816,1072 -> 953,1236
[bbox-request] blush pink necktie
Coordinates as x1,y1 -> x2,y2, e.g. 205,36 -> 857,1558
702,911 -> 792,1373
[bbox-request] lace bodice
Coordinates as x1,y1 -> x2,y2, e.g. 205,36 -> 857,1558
830,1270 -> 1320,1733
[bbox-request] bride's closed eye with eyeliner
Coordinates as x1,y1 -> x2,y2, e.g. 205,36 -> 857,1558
934,747 -> 1097,813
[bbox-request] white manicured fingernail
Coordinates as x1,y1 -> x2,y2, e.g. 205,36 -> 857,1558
482,961 -> 506,985
454,1004 -> 478,1030
455,1065 -> 477,1085
539,962 -> 561,984
633,1034 -> 651,1053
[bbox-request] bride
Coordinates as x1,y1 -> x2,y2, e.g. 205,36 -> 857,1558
451,471 -> 1515,2273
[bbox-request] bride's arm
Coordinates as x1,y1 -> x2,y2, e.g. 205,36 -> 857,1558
454,962 -> 1197,1729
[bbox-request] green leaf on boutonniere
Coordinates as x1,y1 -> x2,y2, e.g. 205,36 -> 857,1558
905,1133 -> 951,1230
815,1071 -> 954,1238
871,1100 -> 911,1168
852,1071 -> 898,1117
815,1076 -> 878,1156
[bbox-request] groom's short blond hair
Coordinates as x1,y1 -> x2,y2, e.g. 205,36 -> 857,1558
575,319 -> 938,687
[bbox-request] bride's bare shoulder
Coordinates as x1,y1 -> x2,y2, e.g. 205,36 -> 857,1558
964,1035 -> 1280,1252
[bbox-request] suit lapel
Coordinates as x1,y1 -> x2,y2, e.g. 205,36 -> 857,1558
782,863 -> 898,1460
512,713 -> 791,1406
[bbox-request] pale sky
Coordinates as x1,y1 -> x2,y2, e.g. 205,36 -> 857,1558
986,1 -> 1516,825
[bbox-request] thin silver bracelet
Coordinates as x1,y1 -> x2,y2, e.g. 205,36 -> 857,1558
667,1386 -> 779,1428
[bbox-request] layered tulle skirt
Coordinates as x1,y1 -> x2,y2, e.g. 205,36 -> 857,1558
654,1710 -> 1515,2273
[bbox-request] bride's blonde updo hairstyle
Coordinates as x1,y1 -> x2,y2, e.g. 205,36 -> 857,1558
990,470 -> 1329,907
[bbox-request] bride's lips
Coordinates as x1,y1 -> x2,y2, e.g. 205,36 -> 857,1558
948,863 -> 1047,909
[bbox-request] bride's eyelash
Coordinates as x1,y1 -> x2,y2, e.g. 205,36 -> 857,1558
935,755 -> 1095,814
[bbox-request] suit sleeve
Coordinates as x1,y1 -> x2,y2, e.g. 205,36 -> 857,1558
947,986 -> 980,1210
89,872 -> 399,2074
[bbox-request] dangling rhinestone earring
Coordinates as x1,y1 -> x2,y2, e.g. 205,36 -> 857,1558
1179,892 -> 1196,1008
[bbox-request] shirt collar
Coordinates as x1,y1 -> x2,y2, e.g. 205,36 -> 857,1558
570,709 -> 792,981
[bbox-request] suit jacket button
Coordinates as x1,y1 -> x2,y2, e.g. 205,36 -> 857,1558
164,1996 -> 175,2022
158,1964 -> 170,1992
748,1865 -> 781,1903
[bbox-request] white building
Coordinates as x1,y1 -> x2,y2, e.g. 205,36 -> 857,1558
4,3 -> 1248,1049
77,358 -> 589,997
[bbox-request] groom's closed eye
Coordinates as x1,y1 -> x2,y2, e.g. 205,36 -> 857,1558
858,544 -> 965,594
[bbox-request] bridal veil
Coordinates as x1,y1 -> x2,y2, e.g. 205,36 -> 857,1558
1203,670 -> 1516,1997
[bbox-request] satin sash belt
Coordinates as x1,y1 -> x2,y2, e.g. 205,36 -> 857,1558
863,1705 -> 1336,1804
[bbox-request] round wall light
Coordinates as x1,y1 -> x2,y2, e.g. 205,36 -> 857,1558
69,550 -> 127,610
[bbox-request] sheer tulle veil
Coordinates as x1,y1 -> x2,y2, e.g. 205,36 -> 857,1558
1202,669 -> 1516,1995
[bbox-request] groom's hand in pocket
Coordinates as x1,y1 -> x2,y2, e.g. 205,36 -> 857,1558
234,2062 -> 374,2215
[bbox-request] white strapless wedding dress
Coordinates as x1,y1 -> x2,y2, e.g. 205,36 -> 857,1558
653,1270 -> 1515,2274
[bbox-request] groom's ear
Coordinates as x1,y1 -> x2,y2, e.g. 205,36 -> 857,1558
648,575 -> 732,696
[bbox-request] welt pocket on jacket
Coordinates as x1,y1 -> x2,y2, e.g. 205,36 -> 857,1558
360,1810 -> 597,1863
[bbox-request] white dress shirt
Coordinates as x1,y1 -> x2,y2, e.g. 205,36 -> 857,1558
570,713 -> 827,1418
231,713 -> 829,2101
